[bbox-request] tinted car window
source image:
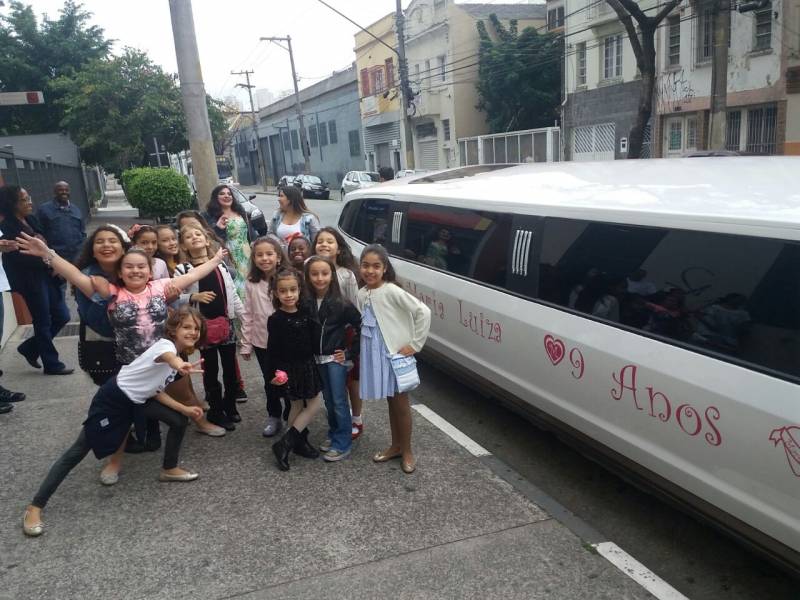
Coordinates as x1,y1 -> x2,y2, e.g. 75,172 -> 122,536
360,173 -> 379,182
401,203 -> 511,287
351,199 -> 393,245
539,217 -> 800,378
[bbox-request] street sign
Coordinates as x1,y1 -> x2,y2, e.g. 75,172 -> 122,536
0,91 -> 45,106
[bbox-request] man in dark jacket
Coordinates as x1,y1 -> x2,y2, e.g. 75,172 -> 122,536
36,181 -> 86,263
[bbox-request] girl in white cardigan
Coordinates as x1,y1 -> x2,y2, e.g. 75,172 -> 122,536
357,244 -> 431,474
176,223 -> 244,430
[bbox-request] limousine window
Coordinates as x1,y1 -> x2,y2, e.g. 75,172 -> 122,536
401,203 -> 512,287
350,199 -> 393,245
538,218 -> 800,378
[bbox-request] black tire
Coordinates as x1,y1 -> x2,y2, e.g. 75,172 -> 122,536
322,192 -> 330,200
340,189 -> 345,199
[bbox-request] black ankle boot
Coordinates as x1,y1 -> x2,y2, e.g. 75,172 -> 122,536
272,427 -> 299,471
223,390 -> 241,423
294,428 -> 320,459
207,389 -> 235,430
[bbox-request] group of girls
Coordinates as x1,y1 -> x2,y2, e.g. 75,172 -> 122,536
17,182 -> 431,537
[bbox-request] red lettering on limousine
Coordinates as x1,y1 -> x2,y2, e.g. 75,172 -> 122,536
404,282 -> 445,320
458,300 -> 502,343
569,347 -> 585,380
769,425 -> 800,477
610,365 -> 723,447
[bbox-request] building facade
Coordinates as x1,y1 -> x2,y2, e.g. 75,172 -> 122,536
561,0 -> 799,159
356,13 -> 406,173
403,0 -> 546,170
232,65 -> 364,188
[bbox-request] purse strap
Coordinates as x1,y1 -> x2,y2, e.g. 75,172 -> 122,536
214,265 -> 227,307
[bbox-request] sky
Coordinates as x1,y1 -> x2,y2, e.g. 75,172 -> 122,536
21,0 -> 532,110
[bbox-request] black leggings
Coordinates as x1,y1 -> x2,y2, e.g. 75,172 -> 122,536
31,401 -> 188,509
253,347 -> 289,420
200,343 -> 238,400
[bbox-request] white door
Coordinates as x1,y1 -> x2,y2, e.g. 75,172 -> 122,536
572,123 -> 615,161
663,114 -> 698,157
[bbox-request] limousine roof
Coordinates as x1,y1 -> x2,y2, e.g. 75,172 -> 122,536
358,157 -> 800,239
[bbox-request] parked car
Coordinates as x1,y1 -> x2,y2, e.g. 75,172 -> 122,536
395,169 -> 429,179
277,175 -> 299,191
341,171 -> 380,197
294,174 -> 330,200
230,185 -> 267,236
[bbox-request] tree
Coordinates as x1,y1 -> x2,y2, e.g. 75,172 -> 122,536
604,0 -> 681,158
53,48 -> 186,172
207,95 -> 230,156
476,15 -> 561,132
0,0 -> 111,135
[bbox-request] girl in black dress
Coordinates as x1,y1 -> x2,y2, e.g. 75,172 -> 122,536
267,269 -> 322,471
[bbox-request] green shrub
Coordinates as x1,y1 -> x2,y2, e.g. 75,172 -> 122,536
125,168 -> 192,218
120,167 -> 149,206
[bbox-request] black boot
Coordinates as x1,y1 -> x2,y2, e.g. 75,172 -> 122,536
224,389 -> 241,423
272,427 -> 299,471
294,428 -> 320,459
207,388 -> 235,431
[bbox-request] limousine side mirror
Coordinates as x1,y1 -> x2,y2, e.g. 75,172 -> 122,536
248,195 -> 256,200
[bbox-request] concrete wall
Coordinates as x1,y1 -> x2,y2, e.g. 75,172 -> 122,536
244,65 -> 364,189
0,133 -> 81,167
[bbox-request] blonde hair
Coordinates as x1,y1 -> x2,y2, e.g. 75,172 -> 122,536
178,222 -> 218,263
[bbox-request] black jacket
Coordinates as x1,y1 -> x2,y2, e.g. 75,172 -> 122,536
307,296 -> 361,361
0,215 -> 50,287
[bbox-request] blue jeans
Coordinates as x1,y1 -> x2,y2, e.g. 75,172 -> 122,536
16,274 -> 70,371
319,361 -> 351,453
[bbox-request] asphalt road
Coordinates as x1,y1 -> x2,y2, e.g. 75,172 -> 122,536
251,193 -> 797,599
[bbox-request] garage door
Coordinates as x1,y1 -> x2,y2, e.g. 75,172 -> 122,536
418,139 -> 440,170
572,123 -> 615,161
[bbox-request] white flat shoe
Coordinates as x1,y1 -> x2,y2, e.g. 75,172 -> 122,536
99,470 -> 119,486
22,510 -> 44,537
159,471 -> 199,482
196,425 -> 226,437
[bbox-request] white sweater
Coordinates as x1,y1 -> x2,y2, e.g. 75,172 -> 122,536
357,282 -> 431,354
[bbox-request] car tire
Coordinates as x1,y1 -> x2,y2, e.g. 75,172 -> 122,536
340,189 -> 345,200
322,193 -> 330,200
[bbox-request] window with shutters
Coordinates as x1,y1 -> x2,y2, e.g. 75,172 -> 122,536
309,124 -> 318,147
328,121 -> 338,144
577,43 -> 587,85
348,130 -> 361,156
282,130 -> 291,150
668,16 -> 681,66
385,58 -> 395,87
360,68 -> 370,97
602,34 -> 623,80
319,122 -> 328,146
438,55 -> 446,81
443,119 -> 451,141
291,130 -> 299,150
754,3 -> 772,50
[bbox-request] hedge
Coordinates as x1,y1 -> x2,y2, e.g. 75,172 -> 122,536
123,167 -> 192,218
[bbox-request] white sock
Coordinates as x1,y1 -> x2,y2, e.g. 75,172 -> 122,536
352,415 -> 363,425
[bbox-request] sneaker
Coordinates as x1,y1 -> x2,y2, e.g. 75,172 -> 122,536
236,388 -> 248,403
319,438 -> 332,453
262,416 -> 282,438
0,386 -> 24,403
323,448 -> 351,462
351,422 -> 363,440
0,402 -> 12,414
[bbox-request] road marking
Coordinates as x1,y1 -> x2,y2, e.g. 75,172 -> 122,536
592,542 -> 690,600
414,403 -> 691,600
412,403 -> 492,456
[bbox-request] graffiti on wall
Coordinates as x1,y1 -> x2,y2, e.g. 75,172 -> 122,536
656,69 -> 696,113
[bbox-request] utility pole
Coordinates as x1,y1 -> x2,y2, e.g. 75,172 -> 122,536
395,0 -> 415,169
169,0 -> 217,209
261,36 -> 311,174
708,0 -> 730,150
232,69 -> 268,190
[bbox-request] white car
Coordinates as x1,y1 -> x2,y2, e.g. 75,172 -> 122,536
340,171 -> 380,197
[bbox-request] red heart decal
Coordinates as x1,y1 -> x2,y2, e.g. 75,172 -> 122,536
544,335 -> 565,366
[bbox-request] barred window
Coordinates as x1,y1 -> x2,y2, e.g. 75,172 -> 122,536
726,111 -> 742,151
328,121 -> 338,144
348,130 -> 361,157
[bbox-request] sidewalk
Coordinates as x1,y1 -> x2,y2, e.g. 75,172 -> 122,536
0,333 -> 650,599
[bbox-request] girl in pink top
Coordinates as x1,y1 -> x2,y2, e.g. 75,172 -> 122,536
240,236 -> 288,437
129,224 -> 170,280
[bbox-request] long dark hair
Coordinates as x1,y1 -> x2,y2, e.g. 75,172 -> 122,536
280,185 -> 315,217
0,185 -> 23,223
313,226 -> 358,275
206,184 -> 247,221
271,268 -> 303,310
304,255 -> 343,304
360,244 -> 397,284
248,236 -> 287,283
75,225 -> 130,273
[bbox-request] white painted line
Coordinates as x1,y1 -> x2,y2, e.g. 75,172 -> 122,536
593,542 -> 690,600
412,403 -> 492,457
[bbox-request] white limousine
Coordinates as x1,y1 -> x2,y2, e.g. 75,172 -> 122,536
337,158 -> 800,573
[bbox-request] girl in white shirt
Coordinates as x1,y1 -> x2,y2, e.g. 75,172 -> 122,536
22,306 -> 206,538
357,244 -> 431,475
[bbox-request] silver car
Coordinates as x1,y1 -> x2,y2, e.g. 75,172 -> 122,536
340,171 -> 380,198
